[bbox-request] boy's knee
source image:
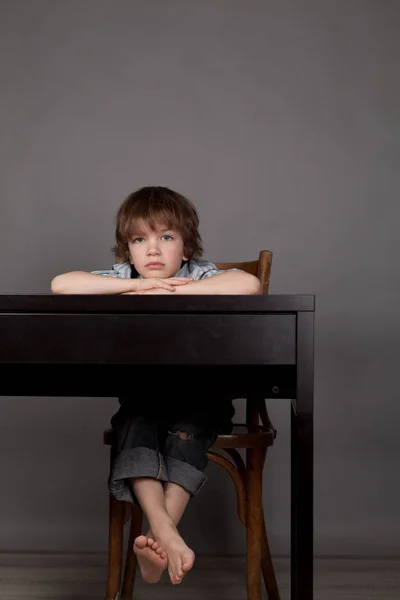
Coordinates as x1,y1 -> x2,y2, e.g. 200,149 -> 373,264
168,429 -> 193,441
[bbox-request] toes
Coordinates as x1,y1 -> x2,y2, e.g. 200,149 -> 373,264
182,553 -> 194,572
173,574 -> 183,585
151,541 -> 159,550
168,565 -> 184,585
134,535 -> 148,550
147,538 -> 155,546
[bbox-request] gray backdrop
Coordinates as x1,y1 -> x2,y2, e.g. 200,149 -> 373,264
0,0 -> 399,557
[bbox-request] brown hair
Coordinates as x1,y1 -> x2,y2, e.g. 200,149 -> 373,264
112,186 -> 204,263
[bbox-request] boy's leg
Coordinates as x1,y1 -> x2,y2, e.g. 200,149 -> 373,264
110,400 -> 195,585
130,402 -> 197,586
143,481 -> 191,558
109,401 -> 169,504
131,477 -> 194,585
161,397 -> 235,497
111,397 -> 235,585
135,482 -> 191,584
163,481 -> 191,525
109,402 -> 172,583
145,398 -> 235,578
144,480 -> 191,535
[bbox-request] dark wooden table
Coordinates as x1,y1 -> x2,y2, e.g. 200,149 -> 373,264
0,294 -> 314,600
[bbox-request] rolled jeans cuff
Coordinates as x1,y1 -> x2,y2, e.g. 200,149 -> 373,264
109,447 -> 168,503
164,456 -> 207,496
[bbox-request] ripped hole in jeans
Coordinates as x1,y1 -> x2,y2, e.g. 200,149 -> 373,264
168,430 -> 193,441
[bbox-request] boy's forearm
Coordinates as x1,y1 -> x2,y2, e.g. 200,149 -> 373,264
51,272 -> 135,295
173,271 -> 261,295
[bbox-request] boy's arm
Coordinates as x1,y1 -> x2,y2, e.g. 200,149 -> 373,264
136,271 -> 261,295
174,270 -> 261,295
51,271 -> 140,294
50,272 -> 191,294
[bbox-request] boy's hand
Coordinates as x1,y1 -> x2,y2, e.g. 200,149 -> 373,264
123,288 -> 175,295
130,277 -> 193,293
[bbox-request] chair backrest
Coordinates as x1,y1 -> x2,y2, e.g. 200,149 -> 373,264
215,249 -> 273,295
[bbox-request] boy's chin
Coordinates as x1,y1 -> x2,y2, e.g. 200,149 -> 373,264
143,268 -> 174,278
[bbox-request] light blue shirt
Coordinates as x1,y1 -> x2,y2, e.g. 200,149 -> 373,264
91,258 -> 237,280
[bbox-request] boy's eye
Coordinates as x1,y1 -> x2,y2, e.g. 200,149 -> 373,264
131,234 -> 174,243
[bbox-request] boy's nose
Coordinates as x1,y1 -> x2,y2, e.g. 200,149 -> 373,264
147,244 -> 161,255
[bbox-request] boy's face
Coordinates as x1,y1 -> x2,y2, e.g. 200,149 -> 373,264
128,219 -> 188,278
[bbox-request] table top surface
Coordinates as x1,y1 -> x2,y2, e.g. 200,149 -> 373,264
0,294 -> 315,313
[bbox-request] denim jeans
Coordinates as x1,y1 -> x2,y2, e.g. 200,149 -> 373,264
109,396 -> 235,504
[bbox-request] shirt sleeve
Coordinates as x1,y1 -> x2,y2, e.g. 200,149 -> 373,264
90,269 -> 118,277
190,261 -> 240,281
90,262 -> 132,278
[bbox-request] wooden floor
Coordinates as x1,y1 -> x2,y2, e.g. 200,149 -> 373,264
0,553 -> 399,599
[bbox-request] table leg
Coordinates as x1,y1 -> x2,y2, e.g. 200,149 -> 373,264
291,311 -> 314,600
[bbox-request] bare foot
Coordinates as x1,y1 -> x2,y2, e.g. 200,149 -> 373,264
155,522 -> 195,585
134,535 -> 167,583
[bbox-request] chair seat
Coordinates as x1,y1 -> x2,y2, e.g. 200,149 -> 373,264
103,424 -> 275,449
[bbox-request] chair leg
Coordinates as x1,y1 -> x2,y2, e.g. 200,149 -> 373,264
207,450 -> 247,525
261,508 -> 281,600
246,446 -> 263,600
121,506 -> 144,599
105,494 -> 125,600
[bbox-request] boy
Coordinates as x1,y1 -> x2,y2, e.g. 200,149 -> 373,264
51,186 -> 260,586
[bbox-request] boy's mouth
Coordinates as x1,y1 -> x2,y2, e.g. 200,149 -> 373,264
146,262 -> 165,268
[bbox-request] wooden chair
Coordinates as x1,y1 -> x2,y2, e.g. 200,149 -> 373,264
103,249 -> 281,600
